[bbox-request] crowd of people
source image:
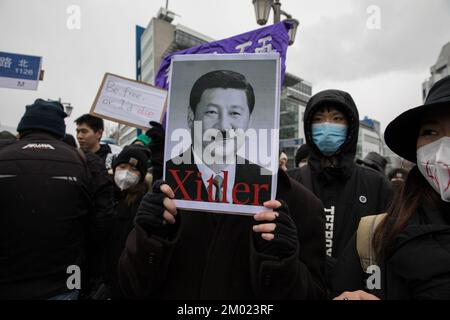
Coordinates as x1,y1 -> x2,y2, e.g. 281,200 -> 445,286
0,74 -> 449,300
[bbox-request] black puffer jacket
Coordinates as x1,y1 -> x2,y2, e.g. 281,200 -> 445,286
289,90 -> 393,281
106,187 -> 145,299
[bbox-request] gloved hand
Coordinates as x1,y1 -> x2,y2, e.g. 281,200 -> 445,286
134,180 -> 179,238
145,121 -> 165,180
146,121 -> 165,145
252,200 -> 298,259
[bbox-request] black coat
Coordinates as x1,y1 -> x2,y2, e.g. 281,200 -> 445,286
331,201 -> 450,300
0,132 -> 113,299
107,189 -> 145,299
289,90 -> 393,277
290,165 -> 393,260
95,143 -> 112,163
118,170 -> 327,299
95,143 -> 114,171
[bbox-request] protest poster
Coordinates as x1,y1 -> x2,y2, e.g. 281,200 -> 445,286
90,73 -> 167,129
163,53 -> 281,215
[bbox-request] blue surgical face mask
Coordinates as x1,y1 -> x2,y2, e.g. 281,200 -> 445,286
312,122 -> 348,156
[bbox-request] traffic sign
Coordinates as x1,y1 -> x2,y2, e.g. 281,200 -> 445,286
0,51 -> 42,90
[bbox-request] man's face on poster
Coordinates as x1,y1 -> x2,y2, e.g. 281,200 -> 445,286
189,87 -> 251,162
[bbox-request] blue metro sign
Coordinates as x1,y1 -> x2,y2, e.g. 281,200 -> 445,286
0,51 -> 42,90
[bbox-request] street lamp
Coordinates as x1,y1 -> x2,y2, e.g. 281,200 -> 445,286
252,0 -> 299,45
285,18 -> 299,45
253,0 -> 273,25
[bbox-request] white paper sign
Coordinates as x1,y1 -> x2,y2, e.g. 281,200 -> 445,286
91,73 -> 167,129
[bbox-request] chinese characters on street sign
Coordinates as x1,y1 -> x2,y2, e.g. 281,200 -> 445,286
0,52 -> 42,90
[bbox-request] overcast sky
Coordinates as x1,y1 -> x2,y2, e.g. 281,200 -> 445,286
1,0 -> 449,135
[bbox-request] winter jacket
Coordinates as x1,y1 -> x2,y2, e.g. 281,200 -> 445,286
81,151 -> 115,297
107,188 -> 145,299
95,143 -> 114,171
96,143 -> 112,163
288,90 -> 393,282
331,200 -> 450,300
118,170 -> 327,299
0,132 -> 113,299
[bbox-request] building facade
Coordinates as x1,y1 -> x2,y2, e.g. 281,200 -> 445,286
140,8 -> 214,86
117,8 -> 214,146
357,116 -> 384,160
279,73 -> 312,169
118,7 -> 314,157
422,41 -> 450,101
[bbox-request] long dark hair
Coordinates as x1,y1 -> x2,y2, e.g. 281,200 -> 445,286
373,166 -> 439,259
123,181 -> 148,206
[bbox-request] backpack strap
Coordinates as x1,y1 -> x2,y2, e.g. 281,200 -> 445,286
356,213 -> 387,272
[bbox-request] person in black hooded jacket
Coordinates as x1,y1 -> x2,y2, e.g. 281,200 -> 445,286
290,89 -> 393,289
333,75 -> 450,300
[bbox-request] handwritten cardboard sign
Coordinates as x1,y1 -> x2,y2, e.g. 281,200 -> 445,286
91,73 -> 167,129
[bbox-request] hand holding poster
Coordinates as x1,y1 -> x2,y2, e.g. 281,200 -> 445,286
163,53 -> 281,215
91,73 -> 167,129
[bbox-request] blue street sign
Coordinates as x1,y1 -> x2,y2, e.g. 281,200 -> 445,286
0,51 -> 42,90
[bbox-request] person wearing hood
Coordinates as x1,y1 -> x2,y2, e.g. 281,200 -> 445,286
333,75 -> 450,300
295,144 -> 311,168
291,89 -> 393,288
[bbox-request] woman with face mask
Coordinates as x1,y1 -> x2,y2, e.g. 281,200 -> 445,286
333,75 -> 450,300
106,145 -> 151,299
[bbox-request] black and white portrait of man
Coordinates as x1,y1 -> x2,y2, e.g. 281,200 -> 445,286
164,54 -> 280,214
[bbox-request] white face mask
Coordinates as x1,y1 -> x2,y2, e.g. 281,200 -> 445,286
114,169 -> 140,191
417,136 -> 450,202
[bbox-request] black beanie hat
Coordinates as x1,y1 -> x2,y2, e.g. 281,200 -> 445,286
112,145 -> 150,182
17,99 -> 67,138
